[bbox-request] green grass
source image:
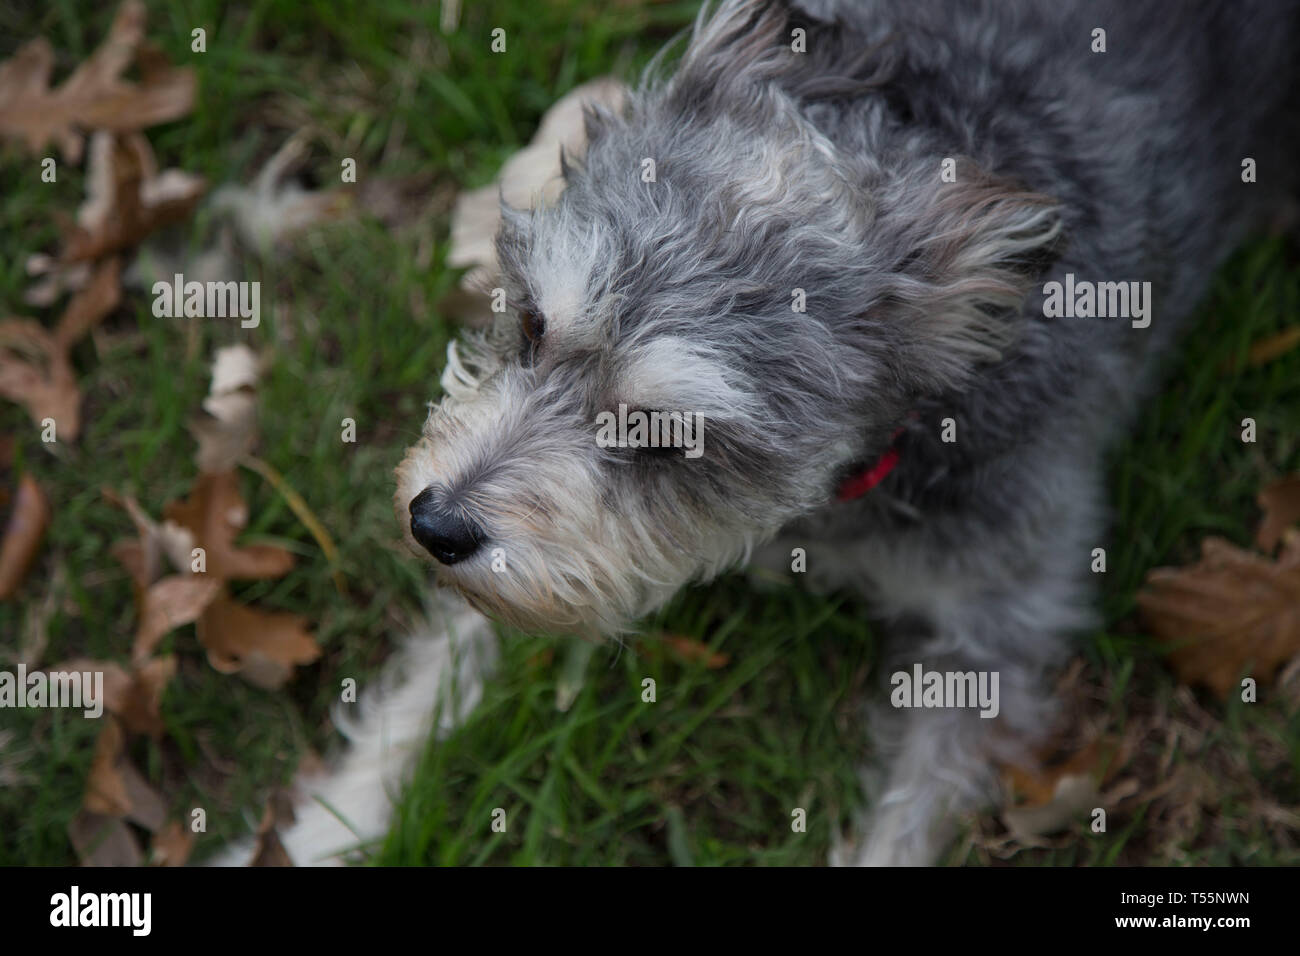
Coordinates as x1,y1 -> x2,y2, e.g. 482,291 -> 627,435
1,0 -> 1297,867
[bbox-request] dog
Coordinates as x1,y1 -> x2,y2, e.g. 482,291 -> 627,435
275,0 -> 1298,867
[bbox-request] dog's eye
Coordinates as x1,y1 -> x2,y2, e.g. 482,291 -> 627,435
520,308 -> 545,346
518,307 -> 545,365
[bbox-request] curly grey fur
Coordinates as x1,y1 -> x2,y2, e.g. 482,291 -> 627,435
396,0 -> 1300,863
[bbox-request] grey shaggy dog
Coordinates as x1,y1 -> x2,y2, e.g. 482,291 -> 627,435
395,0 -> 1300,864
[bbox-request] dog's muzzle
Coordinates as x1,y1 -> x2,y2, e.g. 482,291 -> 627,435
409,488 -> 486,565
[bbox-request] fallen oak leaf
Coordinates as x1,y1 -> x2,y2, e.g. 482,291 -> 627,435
104,487 -> 195,590
188,344 -> 260,473
0,474 -> 51,599
0,0 -> 195,163
652,632 -> 731,669
197,591 -> 320,690
57,655 -> 176,737
163,470 -> 295,581
133,576 -> 220,663
67,810 -> 142,867
1257,473 -> 1300,554
209,132 -> 353,253
191,389 -> 257,474
82,717 -> 130,817
54,257 -> 121,350
149,820 -> 195,866
1002,773 -> 1101,844
118,756 -> 167,831
0,261 -> 121,441
57,657 -> 131,716
1000,735 -> 1134,843
1003,739 -> 1108,808
114,655 -> 176,737
1137,534 -> 1300,698
82,715 -> 168,829
248,790 -> 297,866
23,257 -> 91,309
59,130 -> 205,264
0,320 -> 79,438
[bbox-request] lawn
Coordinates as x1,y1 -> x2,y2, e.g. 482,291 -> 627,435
1,0 -> 1296,867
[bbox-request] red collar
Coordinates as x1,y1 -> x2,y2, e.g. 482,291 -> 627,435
835,427 -> 904,502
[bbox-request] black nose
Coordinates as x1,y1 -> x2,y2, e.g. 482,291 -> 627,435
409,488 -> 486,565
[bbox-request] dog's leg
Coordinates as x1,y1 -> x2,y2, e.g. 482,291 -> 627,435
843,623 -> 1068,867
834,455 -> 1103,866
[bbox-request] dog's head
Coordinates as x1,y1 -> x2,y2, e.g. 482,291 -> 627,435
395,0 -> 1062,635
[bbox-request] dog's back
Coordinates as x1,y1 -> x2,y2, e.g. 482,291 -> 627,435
775,0 -> 1300,510
817,0 -> 1300,330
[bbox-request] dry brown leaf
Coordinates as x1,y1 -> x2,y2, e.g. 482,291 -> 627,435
248,789 -> 297,866
58,656 -> 131,710
190,346 -> 260,472
23,257 -> 91,309
54,256 -> 121,349
110,538 -> 152,590
60,130 -> 205,263
164,470 -> 295,580
249,826 -> 293,866
184,345 -> 261,472
67,810 -> 142,867
0,474 -> 51,599
1003,738 -> 1112,805
1001,735 -> 1134,843
82,717 -> 130,816
133,575 -> 221,662
0,320 -> 79,438
115,655 -> 176,736
197,591 -> 320,689
209,133 -> 353,252
654,632 -> 730,669
104,488 -> 195,590
1138,535 -> 1300,698
150,820 -> 195,866
1258,474 -> 1300,554
58,655 -> 176,737
0,0 -> 195,163
118,757 -> 167,830
82,715 -> 168,829
1002,774 -> 1100,843
0,260 -> 120,440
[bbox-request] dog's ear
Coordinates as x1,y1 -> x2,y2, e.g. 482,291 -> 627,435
580,102 -> 620,153
663,0 -> 788,108
879,158 -> 1064,387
